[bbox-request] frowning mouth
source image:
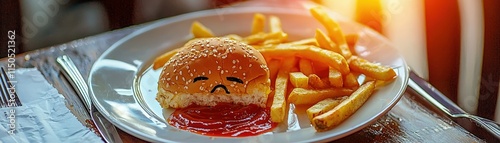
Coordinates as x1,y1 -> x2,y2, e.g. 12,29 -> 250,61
210,84 -> 230,94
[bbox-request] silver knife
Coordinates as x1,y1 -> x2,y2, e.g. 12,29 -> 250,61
57,55 -> 123,143
408,69 -> 500,139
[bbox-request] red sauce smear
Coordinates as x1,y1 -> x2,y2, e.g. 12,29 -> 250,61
168,103 -> 277,137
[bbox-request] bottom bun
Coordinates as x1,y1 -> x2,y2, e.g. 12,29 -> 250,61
156,76 -> 270,108
156,87 -> 268,108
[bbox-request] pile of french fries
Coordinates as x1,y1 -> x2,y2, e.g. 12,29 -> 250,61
153,7 -> 397,132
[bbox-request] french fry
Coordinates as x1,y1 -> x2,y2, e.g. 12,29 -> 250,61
306,96 -> 348,120
267,59 -> 281,81
259,38 -> 316,49
290,72 -> 309,88
222,34 -> 243,41
250,45 -> 267,50
308,74 -> 329,89
266,90 -> 275,108
270,58 -> 296,122
191,21 -> 214,38
152,48 -> 180,70
263,37 -> 287,45
299,59 -> 315,76
271,70 -> 288,123
269,15 -> 282,33
361,76 -> 394,90
246,14 -> 287,46
244,31 -> 287,45
312,81 -> 375,132
244,32 -> 266,44
251,13 -> 265,34
348,56 -> 396,81
328,67 -> 343,87
345,34 -> 359,46
312,61 -> 329,77
321,77 -> 332,87
374,80 -> 390,89
153,38 -> 212,70
310,7 -> 352,58
288,87 -> 353,105
315,29 -> 340,53
284,38 -> 317,46
263,39 -> 280,45
343,72 -> 360,89
258,45 -> 350,74
283,57 -> 298,70
345,33 -> 359,54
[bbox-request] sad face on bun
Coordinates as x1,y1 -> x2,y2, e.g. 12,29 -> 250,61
156,38 -> 271,108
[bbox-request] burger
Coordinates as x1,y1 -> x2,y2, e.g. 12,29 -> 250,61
156,38 -> 271,108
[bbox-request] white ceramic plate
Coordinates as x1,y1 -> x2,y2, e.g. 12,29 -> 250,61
88,6 -> 409,143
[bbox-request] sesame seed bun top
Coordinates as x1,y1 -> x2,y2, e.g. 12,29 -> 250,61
158,38 -> 270,97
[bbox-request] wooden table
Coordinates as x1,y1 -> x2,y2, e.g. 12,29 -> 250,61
2,18 -> 496,143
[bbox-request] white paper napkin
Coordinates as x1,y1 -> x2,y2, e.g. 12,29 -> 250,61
0,68 -> 102,143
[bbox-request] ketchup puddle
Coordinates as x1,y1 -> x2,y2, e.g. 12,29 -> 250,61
168,103 -> 277,137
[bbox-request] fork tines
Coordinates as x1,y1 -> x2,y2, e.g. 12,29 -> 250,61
0,67 -> 22,108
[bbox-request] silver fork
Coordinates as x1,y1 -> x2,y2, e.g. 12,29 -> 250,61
0,67 -> 22,108
409,70 -> 500,139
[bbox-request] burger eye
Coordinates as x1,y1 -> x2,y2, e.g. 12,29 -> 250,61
226,77 -> 243,84
193,76 -> 208,83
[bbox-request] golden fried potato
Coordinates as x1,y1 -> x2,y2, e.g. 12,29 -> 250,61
315,29 -> 340,53
263,37 -> 287,45
312,61 -> 329,77
284,38 -> 317,46
345,33 -> 359,54
153,48 -> 180,70
271,69 -> 288,122
290,72 -> 309,88
266,90 -> 275,108
312,81 -> 375,132
328,67 -> 343,87
310,7 -> 352,58
308,74 -> 329,89
299,59 -> 315,76
348,56 -> 396,81
288,87 -> 353,105
258,45 -> 350,74
261,39 -> 316,49
282,57 -> 298,70
306,96 -> 348,120
270,58 -> 296,122
191,21 -> 214,38
269,15 -> 282,33
343,72 -> 360,89
251,13 -> 265,34
244,31 -> 287,45
267,59 -> 281,81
